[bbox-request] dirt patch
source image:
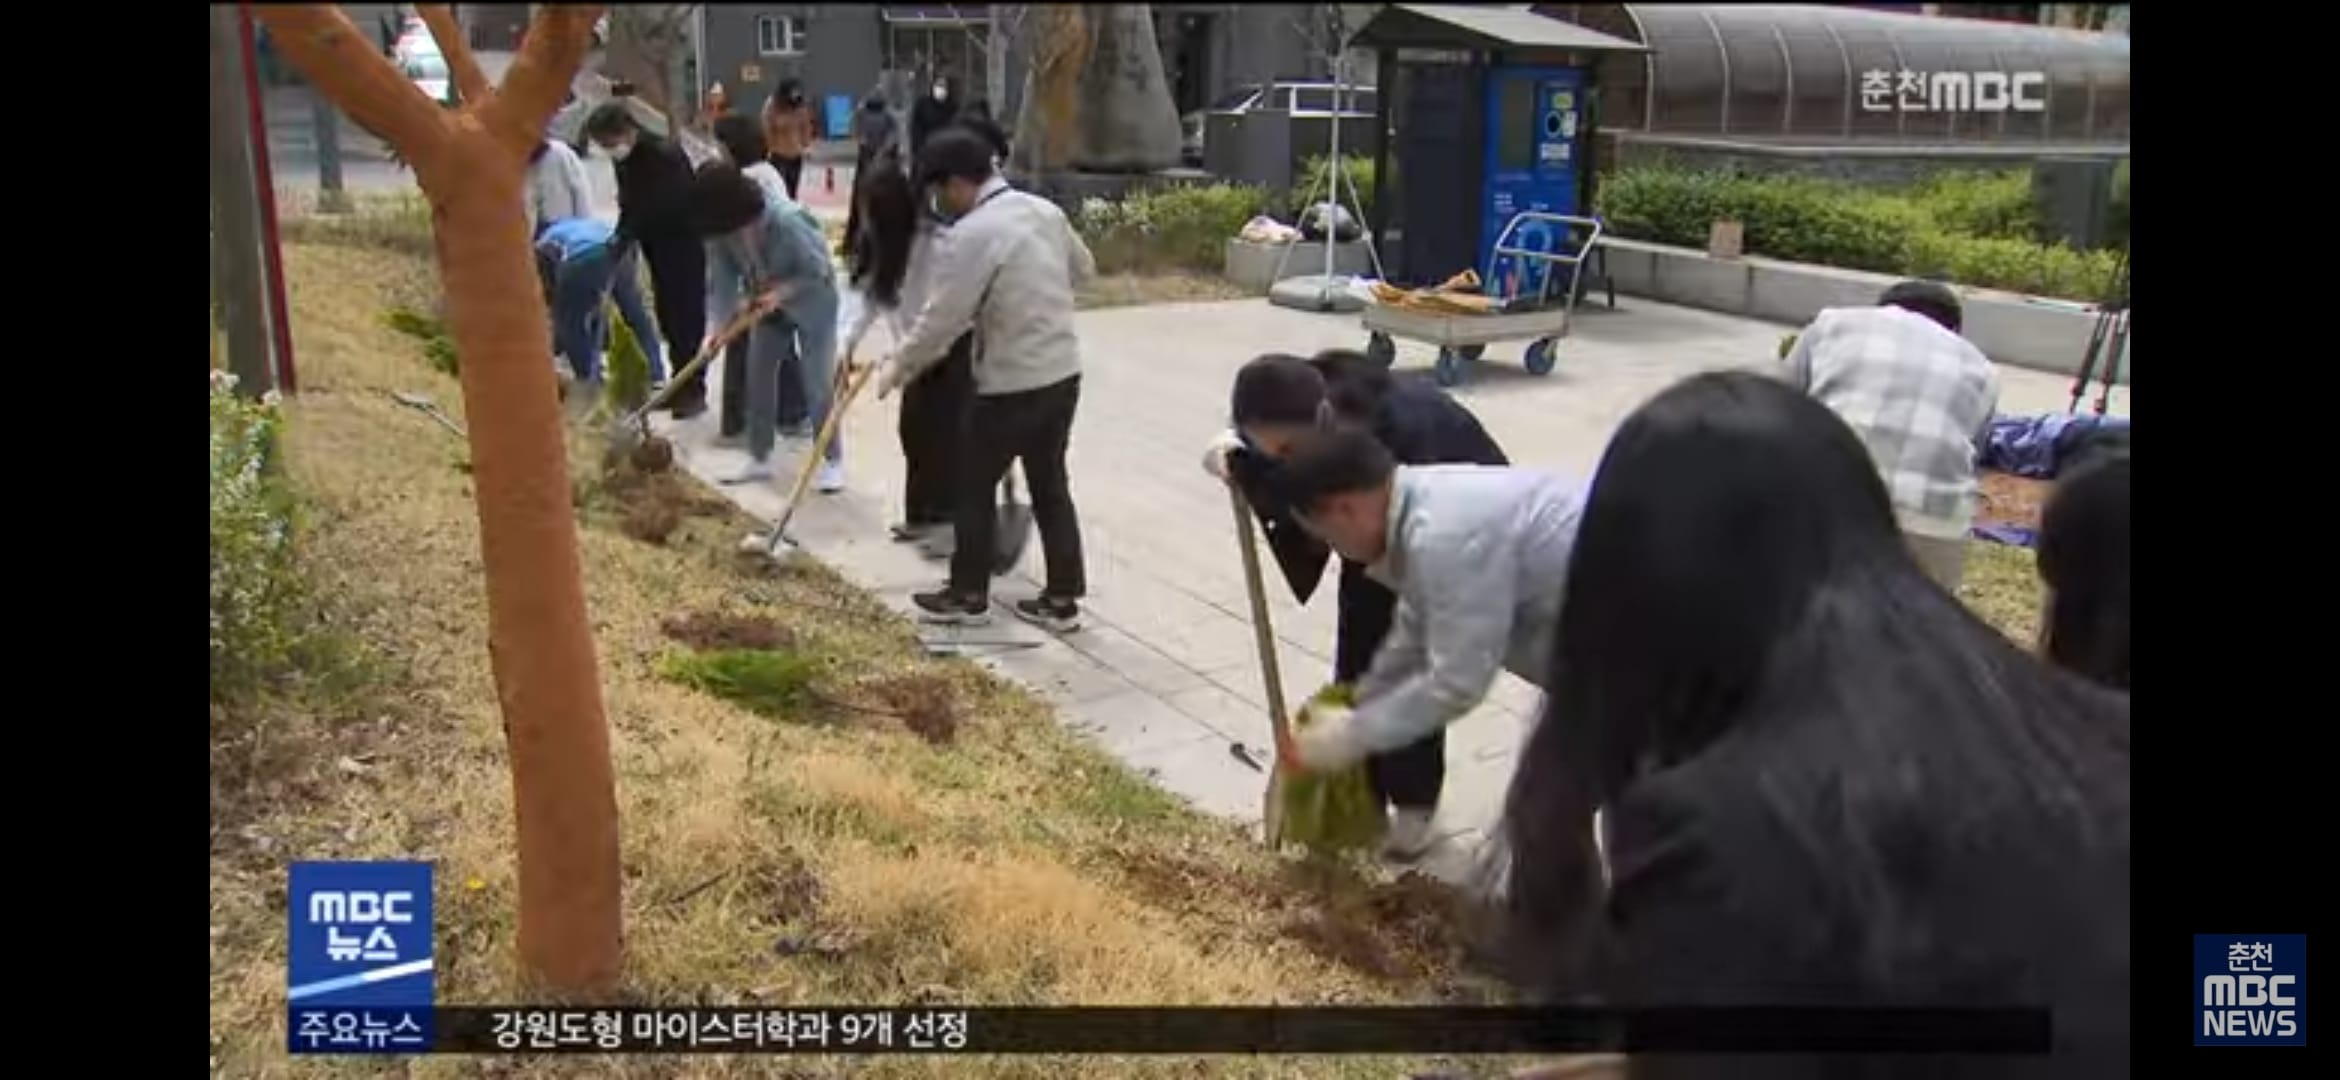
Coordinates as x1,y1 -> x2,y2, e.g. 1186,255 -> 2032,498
1281,910 -> 1405,980
597,454 -> 737,546
1110,846 -> 1293,915
865,673 -> 964,745
1977,469 -> 2052,531
663,612 -> 797,652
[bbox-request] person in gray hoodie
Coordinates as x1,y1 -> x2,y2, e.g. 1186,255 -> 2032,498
878,128 -> 1097,632
1270,426 -> 1585,855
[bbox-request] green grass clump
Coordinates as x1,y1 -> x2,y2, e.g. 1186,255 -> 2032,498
660,648 -> 821,720
382,307 -> 459,376
1279,684 -> 1385,857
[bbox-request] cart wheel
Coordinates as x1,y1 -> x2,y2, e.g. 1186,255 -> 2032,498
1524,337 -> 1559,376
1365,333 -> 1396,368
1456,344 -> 1486,362
1434,348 -> 1468,388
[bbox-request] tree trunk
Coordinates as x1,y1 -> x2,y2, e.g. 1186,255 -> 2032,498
425,145 -> 624,993
253,3 -> 622,997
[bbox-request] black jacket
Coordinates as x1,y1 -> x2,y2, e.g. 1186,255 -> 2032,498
909,96 -> 958,157
1230,370 -> 1508,684
607,134 -> 697,252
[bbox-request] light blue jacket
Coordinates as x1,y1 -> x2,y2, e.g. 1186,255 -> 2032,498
707,201 -> 837,328
1349,465 -> 1586,753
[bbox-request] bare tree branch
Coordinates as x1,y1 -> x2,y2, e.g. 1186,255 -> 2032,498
252,5 -> 445,155
484,4 -> 607,150
418,3 -> 493,105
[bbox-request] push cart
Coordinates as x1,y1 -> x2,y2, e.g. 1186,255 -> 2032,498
1361,212 -> 1603,387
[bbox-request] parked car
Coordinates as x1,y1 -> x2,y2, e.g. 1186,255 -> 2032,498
402,48 -> 453,107
1183,81 -> 1378,166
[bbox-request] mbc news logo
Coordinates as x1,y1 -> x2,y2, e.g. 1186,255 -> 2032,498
2195,934 -> 2307,1046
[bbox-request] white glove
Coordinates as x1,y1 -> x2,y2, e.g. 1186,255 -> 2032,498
1289,701 -> 1372,773
1201,428 -> 1246,482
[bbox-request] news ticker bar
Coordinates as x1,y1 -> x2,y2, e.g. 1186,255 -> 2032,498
291,1005 -> 2053,1055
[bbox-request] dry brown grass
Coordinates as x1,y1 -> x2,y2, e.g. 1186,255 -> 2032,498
209,225 -> 1526,1077
1961,540 -> 2043,648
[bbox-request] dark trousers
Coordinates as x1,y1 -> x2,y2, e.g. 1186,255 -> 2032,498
1336,558 -> 1447,812
719,311 -> 811,437
770,153 -> 806,200
639,235 -> 707,408
950,375 -> 1085,598
900,333 -> 975,526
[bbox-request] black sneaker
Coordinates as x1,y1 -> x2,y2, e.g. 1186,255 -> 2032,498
912,588 -> 991,625
889,521 -> 944,543
1011,596 -> 1082,634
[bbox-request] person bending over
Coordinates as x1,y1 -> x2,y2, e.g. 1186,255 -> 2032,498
584,103 -> 710,419
1781,279 -> 1999,591
1202,351 -> 1508,859
1272,428 -> 1584,861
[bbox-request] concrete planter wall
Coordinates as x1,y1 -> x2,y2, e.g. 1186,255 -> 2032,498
1600,238 -> 2130,385
1224,238 -> 1374,294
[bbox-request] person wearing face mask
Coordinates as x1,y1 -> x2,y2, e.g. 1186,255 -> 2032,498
1199,351 -> 1508,860
909,75 -> 959,159
877,128 -> 1096,632
584,103 -> 710,419
762,79 -> 816,200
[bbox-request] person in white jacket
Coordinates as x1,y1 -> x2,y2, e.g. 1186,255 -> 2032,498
1270,425 -> 1585,857
524,138 -> 592,240
878,128 -> 1097,632
842,153 -> 975,553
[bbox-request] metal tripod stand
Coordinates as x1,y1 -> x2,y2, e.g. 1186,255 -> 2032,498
1267,54 -> 1385,311
2068,247 -> 2130,416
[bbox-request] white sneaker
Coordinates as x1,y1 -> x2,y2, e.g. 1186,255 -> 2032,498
1382,808 -> 1436,862
814,461 -> 846,493
720,458 -> 775,485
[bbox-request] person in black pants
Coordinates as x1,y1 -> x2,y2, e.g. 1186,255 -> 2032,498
1201,350 -> 1509,861
878,129 -> 1097,632
583,104 -> 708,418
842,156 -> 971,546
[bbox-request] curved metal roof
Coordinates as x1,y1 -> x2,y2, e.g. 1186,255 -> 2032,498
1596,4 -> 2129,142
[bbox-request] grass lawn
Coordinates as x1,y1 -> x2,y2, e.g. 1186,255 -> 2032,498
209,222 -> 1560,1078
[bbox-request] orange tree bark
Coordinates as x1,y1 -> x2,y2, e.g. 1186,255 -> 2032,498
252,4 -> 623,995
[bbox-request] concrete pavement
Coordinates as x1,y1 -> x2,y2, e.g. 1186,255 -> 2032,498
650,291 -> 2132,886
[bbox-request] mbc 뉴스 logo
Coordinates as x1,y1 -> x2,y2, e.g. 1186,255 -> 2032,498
2194,934 -> 2307,1046
289,862 -> 436,1054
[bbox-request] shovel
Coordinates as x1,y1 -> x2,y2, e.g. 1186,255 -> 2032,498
740,358 -> 880,565
991,464 -> 1034,576
1227,479 -> 1293,847
603,296 -> 771,458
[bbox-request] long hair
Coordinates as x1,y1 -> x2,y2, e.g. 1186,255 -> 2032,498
1501,373 -> 2129,1028
2038,453 -> 2130,691
848,154 -> 919,308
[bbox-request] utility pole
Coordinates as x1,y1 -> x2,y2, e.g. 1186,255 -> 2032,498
210,3 -> 275,397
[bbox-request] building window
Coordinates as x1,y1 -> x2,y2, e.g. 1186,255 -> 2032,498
757,14 -> 806,57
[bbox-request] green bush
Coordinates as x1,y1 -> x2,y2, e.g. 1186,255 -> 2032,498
210,370 -> 304,702
604,299 -> 654,413
1910,170 -> 2038,241
1597,166 -> 2123,302
1075,183 -> 1267,275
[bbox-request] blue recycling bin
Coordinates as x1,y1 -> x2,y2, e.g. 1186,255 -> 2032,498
824,94 -> 855,140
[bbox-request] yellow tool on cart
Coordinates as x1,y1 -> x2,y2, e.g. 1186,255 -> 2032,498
1360,211 -> 1603,387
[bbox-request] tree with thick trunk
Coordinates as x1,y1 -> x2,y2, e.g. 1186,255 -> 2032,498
250,4 -> 623,995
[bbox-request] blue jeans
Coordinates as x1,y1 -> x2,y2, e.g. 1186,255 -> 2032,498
552,246 -> 663,383
745,281 -> 840,464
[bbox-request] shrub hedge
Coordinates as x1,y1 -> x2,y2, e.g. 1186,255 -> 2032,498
210,370 -> 304,702
1075,183 -> 1268,275
1595,166 -> 2124,302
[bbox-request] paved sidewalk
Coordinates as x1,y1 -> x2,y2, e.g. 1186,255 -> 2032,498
652,294 -> 2131,886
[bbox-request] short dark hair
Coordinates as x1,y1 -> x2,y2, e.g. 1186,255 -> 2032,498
1269,426 -> 1396,513
1231,354 -> 1328,427
712,114 -> 767,167
1879,279 -> 1963,333
2038,452 -> 2130,691
582,102 -> 639,139
915,127 -> 999,187
1308,348 -> 1395,423
687,161 -> 769,237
